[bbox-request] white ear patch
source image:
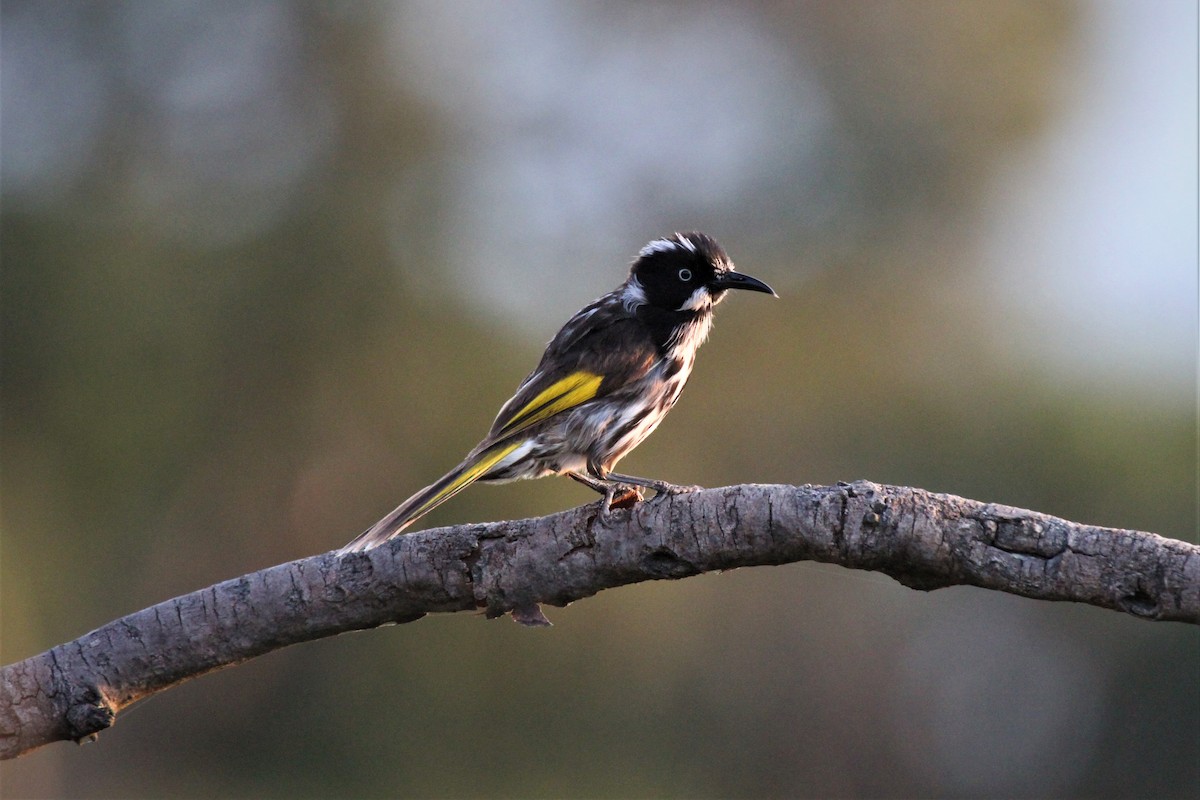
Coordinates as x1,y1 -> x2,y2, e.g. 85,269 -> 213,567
679,285 -> 711,312
622,276 -> 648,310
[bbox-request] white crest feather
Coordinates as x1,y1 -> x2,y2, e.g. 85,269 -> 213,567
638,233 -> 697,259
639,238 -> 680,258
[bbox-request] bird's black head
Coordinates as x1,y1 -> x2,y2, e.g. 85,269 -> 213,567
626,232 -> 775,313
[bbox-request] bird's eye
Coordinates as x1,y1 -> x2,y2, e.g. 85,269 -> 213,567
678,268 -> 692,282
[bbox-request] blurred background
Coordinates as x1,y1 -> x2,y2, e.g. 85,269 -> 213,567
2,1 -> 1196,797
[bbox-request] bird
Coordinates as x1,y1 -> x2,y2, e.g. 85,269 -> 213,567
339,232 -> 775,554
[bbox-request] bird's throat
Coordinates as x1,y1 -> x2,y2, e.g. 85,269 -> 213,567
635,304 -> 712,357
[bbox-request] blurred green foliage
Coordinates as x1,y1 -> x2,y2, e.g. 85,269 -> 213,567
2,2 -> 1195,798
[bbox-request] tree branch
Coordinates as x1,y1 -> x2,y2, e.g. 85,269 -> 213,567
3,481 -> 1196,759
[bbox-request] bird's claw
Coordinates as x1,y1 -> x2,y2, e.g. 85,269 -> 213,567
596,483 -> 699,521
597,484 -> 644,524
609,486 -> 644,509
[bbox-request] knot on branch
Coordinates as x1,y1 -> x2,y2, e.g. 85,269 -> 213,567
65,687 -> 115,744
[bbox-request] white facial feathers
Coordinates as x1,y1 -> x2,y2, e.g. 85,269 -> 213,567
679,285 -> 712,312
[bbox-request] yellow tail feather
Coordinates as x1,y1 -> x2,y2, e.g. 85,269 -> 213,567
337,441 -> 521,553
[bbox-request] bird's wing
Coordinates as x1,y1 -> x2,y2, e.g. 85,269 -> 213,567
487,307 -> 659,442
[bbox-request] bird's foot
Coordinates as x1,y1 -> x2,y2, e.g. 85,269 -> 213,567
609,485 -> 645,510
597,484 -> 644,524
603,471 -> 703,500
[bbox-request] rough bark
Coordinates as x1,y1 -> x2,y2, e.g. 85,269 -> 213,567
2,481 -> 1196,759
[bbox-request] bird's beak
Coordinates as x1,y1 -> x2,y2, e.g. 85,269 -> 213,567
711,270 -> 777,297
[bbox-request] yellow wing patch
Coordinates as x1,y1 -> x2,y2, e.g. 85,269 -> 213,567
497,371 -> 603,437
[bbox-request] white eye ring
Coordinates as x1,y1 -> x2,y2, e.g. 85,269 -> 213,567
678,268 -> 692,282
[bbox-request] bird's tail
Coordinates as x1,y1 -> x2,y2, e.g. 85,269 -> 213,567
337,440 -> 522,554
